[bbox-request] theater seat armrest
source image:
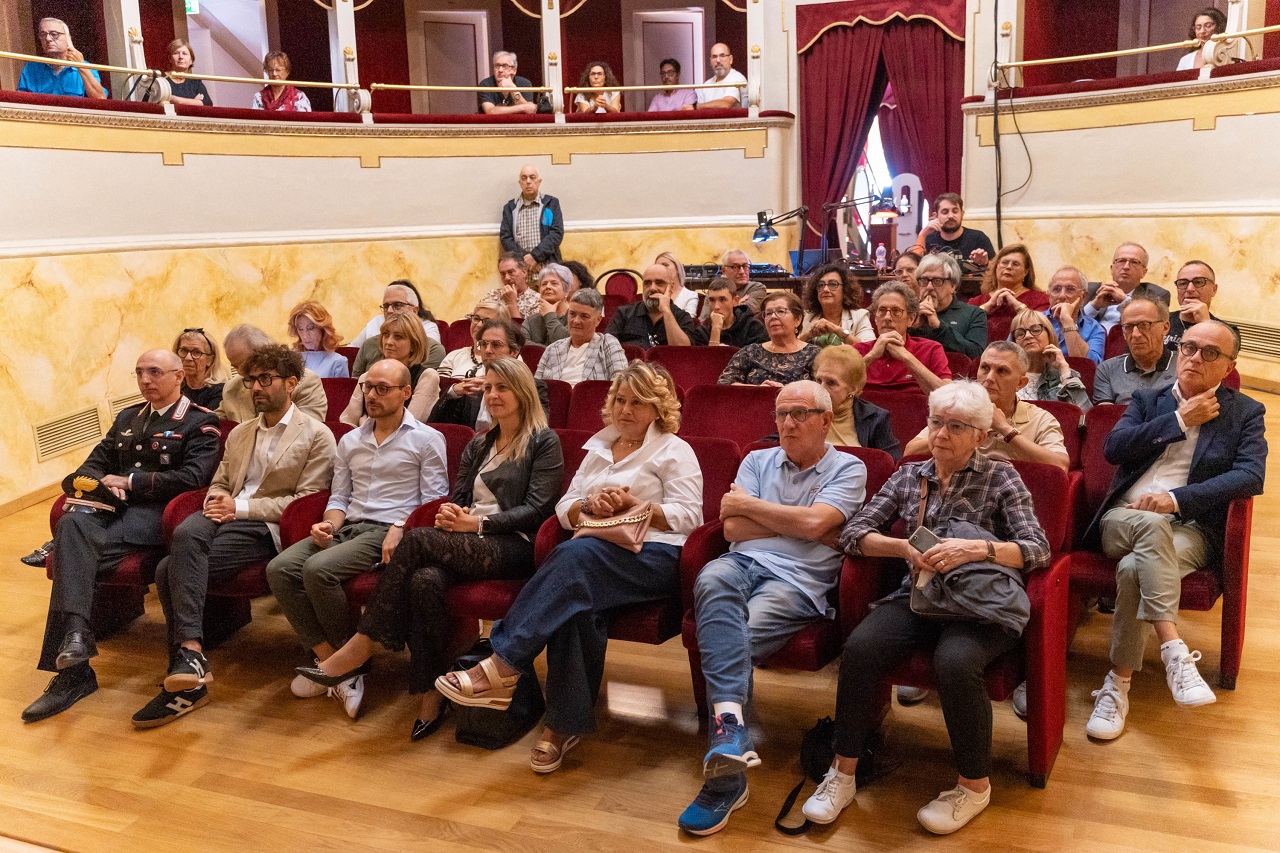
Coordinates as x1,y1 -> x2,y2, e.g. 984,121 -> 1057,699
535,516 -> 573,567
162,488 -> 210,547
679,521 -> 729,612
404,497 -> 449,532
279,490 -> 331,549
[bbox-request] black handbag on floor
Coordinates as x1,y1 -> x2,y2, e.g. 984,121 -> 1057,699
450,638 -> 545,750
775,718 -> 885,835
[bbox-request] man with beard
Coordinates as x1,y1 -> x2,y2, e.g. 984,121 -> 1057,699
910,194 -> 994,269
695,43 -> 747,109
606,263 -> 697,349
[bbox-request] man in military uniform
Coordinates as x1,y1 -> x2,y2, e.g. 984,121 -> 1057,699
22,349 -> 221,723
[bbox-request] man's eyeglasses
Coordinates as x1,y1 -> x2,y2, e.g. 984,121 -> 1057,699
360,382 -> 407,396
475,340 -> 511,352
917,276 -> 950,288
1178,341 -> 1234,362
775,408 -> 824,423
1174,277 -> 1214,290
240,373 -> 283,389
380,301 -> 413,312
926,415 -> 981,436
875,307 -> 907,318
38,30 -> 67,40
177,347 -> 211,359
135,368 -> 180,379
1112,257 -> 1146,268
722,263 -> 749,272
1120,320 -> 1161,335
494,62 -> 515,69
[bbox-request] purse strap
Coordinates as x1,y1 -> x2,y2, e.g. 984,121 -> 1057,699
774,778 -> 815,836
916,475 -> 929,529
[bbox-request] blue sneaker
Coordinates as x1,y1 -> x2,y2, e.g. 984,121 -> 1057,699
702,713 -> 760,778
677,776 -> 748,836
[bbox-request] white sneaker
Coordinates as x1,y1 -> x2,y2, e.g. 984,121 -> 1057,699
332,673 -> 365,719
802,767 -> 856,824
1166,649 -> 1216,707
291,660 -> 330,698
896,686 -> 930,705
1011,681 -> 1027,721
1086,673 -> 1129,740
916,784 -> 990,835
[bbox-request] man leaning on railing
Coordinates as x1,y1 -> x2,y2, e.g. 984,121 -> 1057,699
17,18 -> 106,99
479,51 -> 538,116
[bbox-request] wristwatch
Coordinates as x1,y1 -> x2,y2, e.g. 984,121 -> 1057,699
1003,427 -> 1021,443
392,519 -> 406,529
986,541 -> 997,562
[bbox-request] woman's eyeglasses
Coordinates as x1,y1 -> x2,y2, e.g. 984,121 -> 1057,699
926,416 -> 981,436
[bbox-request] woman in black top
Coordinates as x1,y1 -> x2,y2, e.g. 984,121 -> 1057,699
164,39 -> 213,107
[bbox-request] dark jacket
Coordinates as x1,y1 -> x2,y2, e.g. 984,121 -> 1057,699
693,305 -> 767,347
1086,280 -> 1171,306
452,427 -> 564,538
1083,384 -> 1267,560
499,194 -> 564,264
428,379 -> 551,429
853,397 -> 902,461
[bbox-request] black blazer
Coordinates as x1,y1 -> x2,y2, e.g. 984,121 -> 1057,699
452,427 -> 564,538
853,396 -> 901,461
428,379 -> 551,429
499,194 -> 564,264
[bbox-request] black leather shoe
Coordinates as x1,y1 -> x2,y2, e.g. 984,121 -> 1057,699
410,702 -> 450,742
55,631 -> 98,670
21,666 -> 98,723
295,659 -> 371,688
20,540 -> 53,568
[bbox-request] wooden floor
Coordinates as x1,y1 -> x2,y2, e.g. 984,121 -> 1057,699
3,396 -> 1280,852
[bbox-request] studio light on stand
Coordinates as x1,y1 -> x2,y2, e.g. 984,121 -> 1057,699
820,192 -> 899,264
751,205 -> 812,274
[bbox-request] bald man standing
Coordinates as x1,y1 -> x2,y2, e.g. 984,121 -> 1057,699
499,165 -> 564,269
23,350 -> 222,723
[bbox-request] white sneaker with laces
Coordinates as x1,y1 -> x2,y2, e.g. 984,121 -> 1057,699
1166,649 -> 1216,707
1011,681 -> 1027,721
916,784 -> 990,835
291,659 -> 330,698
332,673 -> 365,719
801,767 -> 856,824
1086,673 -> 1129,740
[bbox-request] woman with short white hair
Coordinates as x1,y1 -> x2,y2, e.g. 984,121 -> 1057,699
525,263 -> 574,344
534,289 -> 627,385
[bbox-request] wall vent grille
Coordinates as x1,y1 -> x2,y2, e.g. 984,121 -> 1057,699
33,407 -> 103,463
1234,319 -> 1280,362
110,393 -> 145,417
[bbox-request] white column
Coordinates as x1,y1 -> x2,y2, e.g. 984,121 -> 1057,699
759,0 -> 790,114
328,0 -> 359,112
541,0 -> 564,121
966,0 -> 1024,96
745,0 -> 764,115
103,0 -> 144,97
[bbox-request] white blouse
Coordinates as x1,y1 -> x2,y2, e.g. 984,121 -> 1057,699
672,287 -> 699,316
556,424 -> 704,547
802,308 -> 874,342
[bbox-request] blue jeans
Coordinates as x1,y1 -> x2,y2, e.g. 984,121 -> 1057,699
693,552 -> 822,710
489,537 -> 681,736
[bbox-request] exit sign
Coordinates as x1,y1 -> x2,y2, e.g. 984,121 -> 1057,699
185,0 -> 199,13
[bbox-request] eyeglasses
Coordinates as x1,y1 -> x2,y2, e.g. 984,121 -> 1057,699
1174,277 -> 1214,290
762,309 -> 794,319
475,339 -> 512,352
816,281 -> 843,290
774,408 -> 824,423
926,415 -> 981,436
176,347 -> 211,359
38,30 -> 67,40
135,368 -> 180,379
360,382 -> 408,396
380,301 -> 413,312
1011,326 -> 1046,339
1178,341 -> 1234,362
240,373 -> 283,388
722,263 -> 749,272
1120,320 -> 1161,335
494,62 -> 515,69
1112,258 -> 1146,268
917,276 -> 950,288
874,307 -> 907,318
1048,287 -> 1082,297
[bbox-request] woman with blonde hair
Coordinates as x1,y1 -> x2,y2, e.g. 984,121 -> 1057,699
296,357 -> 563,732
812,345 -> 900,459
656,251 -> 699,315
438,298 -> 508,379
437,361 -> 704,773
340,313 -> 440,425
287,300 -> 348,378
1008,309 -> 1092,410
171,327 -> 228,410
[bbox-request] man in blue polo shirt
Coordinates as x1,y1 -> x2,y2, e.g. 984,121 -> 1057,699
18,18 -> 106,99
677,380 -> 867,836
1045,266 -> 1105,363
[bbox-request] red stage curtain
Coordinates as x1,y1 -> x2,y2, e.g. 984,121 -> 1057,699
799,24 -> 887,235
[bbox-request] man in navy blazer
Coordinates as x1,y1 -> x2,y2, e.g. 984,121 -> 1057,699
499,165 -> 564,268
1081,320 -> 1266,741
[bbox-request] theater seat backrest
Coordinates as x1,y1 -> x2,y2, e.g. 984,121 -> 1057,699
681,384 -> 781,449
682,435 -> 741,522
566,380 -> 612,431
429,423 -> 476,485
646,346 -> 739,391
1081,403 -> 1127,519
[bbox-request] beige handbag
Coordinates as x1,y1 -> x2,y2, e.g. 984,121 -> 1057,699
572,501 -> 653,553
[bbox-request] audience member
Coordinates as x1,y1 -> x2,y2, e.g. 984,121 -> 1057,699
296,358 -> 562,732
904,342 -> 1069,470
648,58 -> 696,112
22,350 -> 221,723
812,346 -> 900,459
268,358 -> 450,716
499,165 -> 564,268
18,18 -> 106,99
1046,266 -> 1105,363
696,43 -> 746,109
799,263 -> 873,345
288,301 -> 349,379
173,327 -> 227,410
678,380 -> 867,836
696,278 -> 767,347
1084,242 -> 1170,332
563,259 -> 595,293
437,362 -> 702,773
352,282 -> 444,375
910,253 -> 987,359
524,263 -> 573,344
132,345 -> 335,727
910,194 -> 993,269
429,319 -> 550,429
251,51 -> 310,112
438,298 -> 506,379
1008,310 -> 1092,410
159,38 -> 212,106
1081,320 -> 1265,739
893,250 -> 922,294
969,244 -> 1048,317
1094,298 -> 1177,405
535,289 -> 627,385
607,263 -> 697,349
719,292 -> 817,386
656,251 -> 700,315
814,381 -> 1049,834
1166,260 -> 1235,352
573,62 -> 621,113
700,249 -> 766,321
217,324 -> 327,422
341,315 -> 441,427
478,51 -> 537,115
855,283 -> 951,394
1177,7 -> 1228,70
486,252 -> 543,320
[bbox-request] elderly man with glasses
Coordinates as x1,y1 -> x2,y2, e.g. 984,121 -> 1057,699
18,18 -> 106,98
1164,260 -> 1237,354
1045,266 -> 1106,363
21,350 -> 221,723
1084,242 -> 1170,332
1080,320 -> 1265,740
351,281 -> 444,375
216,324 -> 328,423
910,253 -> 988,359
478,51 -> 538,115
700,249 -> 766,322
1093,298 -> 1177,405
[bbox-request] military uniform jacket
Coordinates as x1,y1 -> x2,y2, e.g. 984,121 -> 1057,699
73,396 -> 221,546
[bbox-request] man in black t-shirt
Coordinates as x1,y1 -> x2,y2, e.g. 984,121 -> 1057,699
910,193 -> 994,269
478,51 -> 537,115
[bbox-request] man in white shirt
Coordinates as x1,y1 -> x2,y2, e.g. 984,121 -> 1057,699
350,280 -> 442,348
132,345 -> 336,728
267,359 -> 450,714
696,43 -> 746,109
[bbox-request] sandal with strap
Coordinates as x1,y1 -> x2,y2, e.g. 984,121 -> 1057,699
530,735 -> 581,774
434,656 -> 520,709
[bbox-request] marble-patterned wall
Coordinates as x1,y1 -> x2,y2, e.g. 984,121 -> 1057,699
0,225 -> 794,509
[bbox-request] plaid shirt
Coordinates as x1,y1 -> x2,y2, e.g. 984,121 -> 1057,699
534,333 -> 628,385
483,285 -> 542,319
839,454 -> 1049,592
514,194 -> 544,255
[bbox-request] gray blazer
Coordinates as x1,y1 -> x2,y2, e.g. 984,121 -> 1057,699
524,309 -> 569,345
452,427 -> 564,538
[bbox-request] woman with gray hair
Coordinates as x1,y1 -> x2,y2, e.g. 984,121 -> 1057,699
534,289 -> 628,385
805,380 -> 1049,835
910,253 -> 988,359
854,282 -> 952,394
524,263 -> 574,344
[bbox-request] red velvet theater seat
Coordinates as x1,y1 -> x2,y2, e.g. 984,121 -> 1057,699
645,345 -> 739,392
